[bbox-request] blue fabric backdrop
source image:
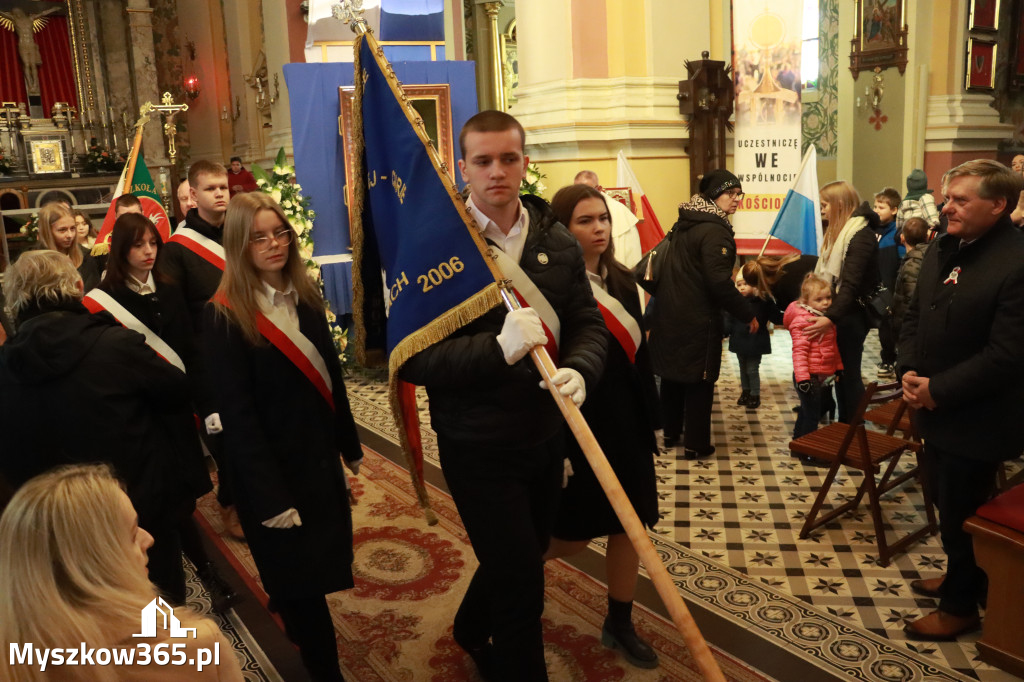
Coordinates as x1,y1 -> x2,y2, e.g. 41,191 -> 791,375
283,60 -> 477,315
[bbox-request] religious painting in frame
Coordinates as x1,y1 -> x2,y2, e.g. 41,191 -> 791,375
966,38 -> 997,90
968,0 -> 1000,32
26,139 -> 67,174
849,0 -> 909,77
339,84 -> 455,236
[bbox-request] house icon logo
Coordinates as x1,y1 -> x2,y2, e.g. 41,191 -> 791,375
132,597 -> 197,638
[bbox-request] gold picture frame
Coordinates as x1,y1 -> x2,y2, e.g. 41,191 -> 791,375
27,139 -> 68,174
966,38 -> 998,91
338,84 -> 455,234
968,0 -> 1000,32
850,0 -> 909,78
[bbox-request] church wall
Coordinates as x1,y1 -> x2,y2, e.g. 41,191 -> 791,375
175,0 -> 233,166
851,69 -> 907,198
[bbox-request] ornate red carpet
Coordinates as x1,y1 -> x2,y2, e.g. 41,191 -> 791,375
196,447 -> 772,681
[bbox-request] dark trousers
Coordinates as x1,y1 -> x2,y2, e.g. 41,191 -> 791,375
794,377 -> 824,439
438,433 -> 563,682
736,353 -> 762,395
877,316 -> 897,365
146,521 -> 185,604
927,443 -> 999,617
835,312 -> 868,423
659,378 -> 715,453
276,595 -> 344,681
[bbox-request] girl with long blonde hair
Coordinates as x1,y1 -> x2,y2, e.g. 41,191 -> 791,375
0,464 -> 243,681
203,192 -> 362,682
36,203 -> 100,289
806,180 -> 881,423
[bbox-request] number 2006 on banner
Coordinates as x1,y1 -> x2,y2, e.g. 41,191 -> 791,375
389,257 -> 465,302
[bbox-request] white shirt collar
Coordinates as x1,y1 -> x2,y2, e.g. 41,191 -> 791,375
466,196 -> 529,263
126,272 -> 156,295
585,265 -> 608,292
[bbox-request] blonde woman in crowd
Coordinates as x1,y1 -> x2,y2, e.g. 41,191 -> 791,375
36,202 -> 100,290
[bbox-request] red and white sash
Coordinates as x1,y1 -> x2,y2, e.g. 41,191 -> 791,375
590,283 -> 641,364
83,289 -> 186,372
215,294 -> 335,411
488,246 -> 560,361
168,227 -> 225,270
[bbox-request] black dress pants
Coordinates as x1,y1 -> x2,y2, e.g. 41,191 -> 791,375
926,443 -> 999,617
276,595 -> 344,681
834,311 -> 868,423
438,432 -> 564,682
659,378 -> 715,453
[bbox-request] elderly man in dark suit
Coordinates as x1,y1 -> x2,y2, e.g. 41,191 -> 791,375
899,159 -> 1024,641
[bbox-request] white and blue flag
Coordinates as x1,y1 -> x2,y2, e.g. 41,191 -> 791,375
765,145 -> 822,256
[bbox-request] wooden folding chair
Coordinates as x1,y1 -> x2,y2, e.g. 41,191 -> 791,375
863,392 -> 927,501
790,381 -> 938,566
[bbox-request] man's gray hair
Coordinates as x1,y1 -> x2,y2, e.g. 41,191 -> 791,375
574,170 -> 599,187
5,250 -> 83,315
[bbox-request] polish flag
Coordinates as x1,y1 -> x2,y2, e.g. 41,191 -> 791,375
616,150 -> 665,253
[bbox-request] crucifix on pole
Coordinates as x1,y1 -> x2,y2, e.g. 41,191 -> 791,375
149,91 -> 189,167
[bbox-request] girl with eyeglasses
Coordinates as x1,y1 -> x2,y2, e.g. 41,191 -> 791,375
203,192 -> 362,682
92,212 -> 239,613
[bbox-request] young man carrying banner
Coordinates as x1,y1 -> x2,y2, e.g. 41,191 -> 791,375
400,111 -> 607,681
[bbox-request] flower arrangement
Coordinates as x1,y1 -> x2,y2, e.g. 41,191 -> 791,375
83,140 -> 123,173
254,148 -> 351,366
0,151 -> 13,176
520,162 -> 546,197
18,214 -> 38,241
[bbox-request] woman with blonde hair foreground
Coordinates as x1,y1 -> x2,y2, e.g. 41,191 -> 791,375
203,192 -> 362,681
0,464 -> 243,681
36,202 -> 100,290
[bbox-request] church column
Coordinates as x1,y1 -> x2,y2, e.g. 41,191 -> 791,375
222,0 -> 269,166
470,0 -> 505,111
125,0 -> 169,167
262,0 -> 296,156
512,0 -> 711,222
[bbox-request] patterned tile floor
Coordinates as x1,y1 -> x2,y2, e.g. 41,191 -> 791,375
343,328 -> 1023,682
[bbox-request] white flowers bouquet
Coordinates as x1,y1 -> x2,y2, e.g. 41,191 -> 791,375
521,162 -> 546,197
255,148 -> 351,366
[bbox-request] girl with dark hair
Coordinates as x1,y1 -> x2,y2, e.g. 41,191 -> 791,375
548,184 -> 661,669
90,213 -> 238,611
203,192 -> 362,682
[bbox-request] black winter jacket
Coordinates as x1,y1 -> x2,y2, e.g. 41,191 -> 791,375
159,209 -> 225,329
400,194 -> 607,445
898,219 -> 1024,461
647,196 -> 754,383
891,242 -> 927,338
824,202 -> 880,323
0,301 -> 193,523
726,297 -> 783,356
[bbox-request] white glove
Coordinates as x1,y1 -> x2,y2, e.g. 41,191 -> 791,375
345,457 -> 362,476
562,457 -> 574,488
496,308 -> 547,365
539,367 -> 586,406
204,413 -> 223,434
261,508 -> 302,529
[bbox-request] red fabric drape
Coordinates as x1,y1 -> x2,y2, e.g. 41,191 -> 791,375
35,16 -> 77,116
0,28 -> 28,106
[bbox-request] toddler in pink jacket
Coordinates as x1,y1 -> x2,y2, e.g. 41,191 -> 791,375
785,273 -> 843,439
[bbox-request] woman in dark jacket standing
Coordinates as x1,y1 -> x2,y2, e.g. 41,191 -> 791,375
647,170 -> 756,459
547,185 -> 661,669
804,181 -> 880,423
203,192 -> 361,682
91,212 -> 237,611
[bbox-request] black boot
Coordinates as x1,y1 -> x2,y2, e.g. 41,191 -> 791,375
601,597 -> 659,669
453,629 -> 496,681
197,562 -> 241,613
736,390 -> 750,406
746,394 -> 760,409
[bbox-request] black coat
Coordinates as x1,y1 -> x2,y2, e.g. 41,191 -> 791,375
554,273 -> 659,540
0,302 -> 193,524
726,297 -> 783,356
202,299 -> 362,599
898,219 -> 1024,461
647,198 -> 754,383
78,246 -> 101,291
159,210 -> 225,330
824,203 -> 880,324
400,194 -> 607,446
94,280 -> 212,499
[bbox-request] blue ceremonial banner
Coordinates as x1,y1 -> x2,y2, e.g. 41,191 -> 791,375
352,34 -> 500,366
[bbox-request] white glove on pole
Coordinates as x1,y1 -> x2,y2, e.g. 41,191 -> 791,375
496,307 -> 547,365
204,413 -> 223,434
345,457 -> 362,476
539,367 -> 586,406
261,508 -> 302,529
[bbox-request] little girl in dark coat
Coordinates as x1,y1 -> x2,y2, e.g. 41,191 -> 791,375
726,260 -> 783,409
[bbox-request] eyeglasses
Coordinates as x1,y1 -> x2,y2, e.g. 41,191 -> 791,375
250,228 -> 294,252
723,190 -> 745,201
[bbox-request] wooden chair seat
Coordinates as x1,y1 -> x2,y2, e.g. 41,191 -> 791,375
864,399 -> 913,437
789,381 -> 937,567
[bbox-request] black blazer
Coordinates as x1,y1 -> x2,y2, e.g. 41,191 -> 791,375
202,298 -> 362,599
898,218 -> 1024,461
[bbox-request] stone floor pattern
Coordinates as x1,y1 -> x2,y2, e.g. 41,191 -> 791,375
343,328 -> 1022,682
